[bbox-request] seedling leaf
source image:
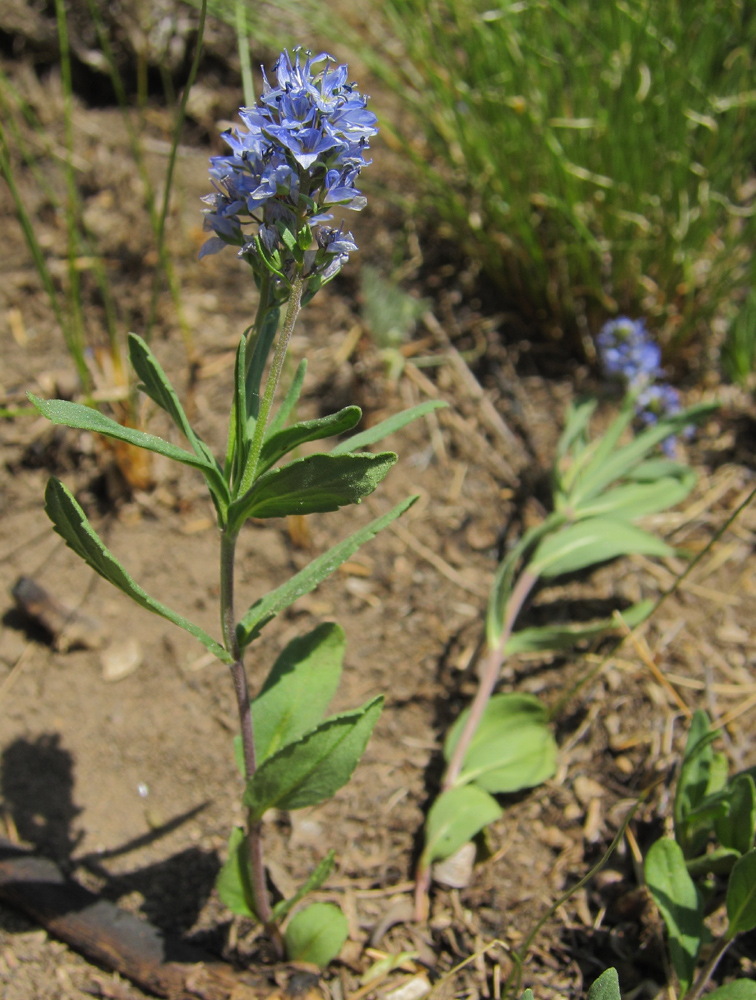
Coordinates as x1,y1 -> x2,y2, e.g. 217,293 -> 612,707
216,826 -> 257,918
272,851 -> 335,922
726,849 -> 756,936
645,837 -> 703,993
284,902 -> 348,967
586,968 -> 621,1000
717,775 -> 756,856
420,785 -> 502,867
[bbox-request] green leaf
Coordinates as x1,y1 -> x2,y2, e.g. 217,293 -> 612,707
284,902 -> 348,968
229,452 -> 397,528
556,396 -> 597,461
704,980 -> 756,1000
246,306 -> 280,420
570,402 -> 717,505
216,826 -> 257,918
573,471 -> 696,521
271,851 -> 336,923
331,400 -> 448,454
444,693 -> 557,793
486,514 -> 563,647
268,358 -> 307,437
420,785 -> 502,868
29,394 -> 229,511
686,846 -> 741,879
248,623 -> 345,766
43,478 -> 231,662
645,837 -> 703,993
627,458 -> 692,482
237,496 -> 417,646
504,599 -> 654,655
243,696 -> 383,821
519,991 -> 534,1000
675,712 -> 722,852
560,397 -> 635,499
717,775 -> 756,856
726,849 -> 756,936
586,968 -> 621,1000
258,407 -> 362,476
529,517 -> 673,578
128,333 -> 212,465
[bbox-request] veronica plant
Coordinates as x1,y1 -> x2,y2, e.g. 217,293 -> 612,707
414,319 -> 716,919
645,710 -> 756,1000
30,48 -> 443,965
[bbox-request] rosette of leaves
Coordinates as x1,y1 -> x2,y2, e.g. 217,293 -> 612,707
645,710 -> 756,1000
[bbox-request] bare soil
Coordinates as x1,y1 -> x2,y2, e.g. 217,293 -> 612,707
2,15 -> 756,1000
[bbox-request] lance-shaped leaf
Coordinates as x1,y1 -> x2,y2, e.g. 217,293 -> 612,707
229,451 -> 397,528
268,358 -> 307,438
726,849 -> 756,936
271,851 -> 335,923
419,785 -> 502,869
529,517 -> 673,578
284,902 -> 348,968
573,470 -> 696,521
704,981 -> 756,1000
586,969 -> 621,1000
717,774 -> 756,857
243,696 -> 383,821
570,401 -> 717,505
258,407 -> 362,477
556,396 -> 597,462
444,693 -> 557,793
504,599 -> 653,655
627,458 -> 693,482
43,477 -> 231,663
233,623 -> 345,769
237,496 -> 417,646
645,837 -> 703,993
29,394 -> 229,511
559,397 -> 635,500
216,826 -> 257,918
331,400 -> 448,455
128,333 -> 215,467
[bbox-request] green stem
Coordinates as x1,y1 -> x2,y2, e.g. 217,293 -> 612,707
682,936 -> 732,1000
239,272 -> 305,494
219,529 -> 274,930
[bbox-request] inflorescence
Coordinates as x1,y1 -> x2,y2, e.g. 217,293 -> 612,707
597,316 -> 687,455
200,48 -> 377,294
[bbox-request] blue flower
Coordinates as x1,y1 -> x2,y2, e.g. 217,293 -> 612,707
596,317 -> 662,387
199,47 -> 377,290
636,383 -> 687,456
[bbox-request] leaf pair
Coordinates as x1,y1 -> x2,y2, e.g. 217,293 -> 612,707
420,694 -> 557,871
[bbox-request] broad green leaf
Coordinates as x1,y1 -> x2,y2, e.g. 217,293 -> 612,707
586,968 -> 621,1000
486,514 -> 564,647
216,826 -> 257,918
248,623 -> 345,766
570,402 -> 717,505
573,472 -> 696,521
686,846 -> 741,879
726,849 -> 756,936
504,599 -> 654,655
29,394 -> 229,510
245,306 -> 279,419
705,981 -> 756,1000
445,693 -> 556,793
420,785 -> 502,867
258,407 -> 362,476
284,902 -> 348,968
645,837 -> 703,993
243,696 -> 383,821
43,478 -> 231,662
271,851 -> 335,922
331,400 -> 448,455
529,517 -> 673,578
269,358 -> 307,437
237,496 -> 417,646
717,775 -> 756,856
128,333 -> 213,465
229,451 -> 397,528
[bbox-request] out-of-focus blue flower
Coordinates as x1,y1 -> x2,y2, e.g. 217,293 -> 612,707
199,47 -> 377,291
596,316 -> 662,387
636,383 -> 687,456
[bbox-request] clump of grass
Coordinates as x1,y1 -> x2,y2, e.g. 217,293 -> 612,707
367,0 -> 756,354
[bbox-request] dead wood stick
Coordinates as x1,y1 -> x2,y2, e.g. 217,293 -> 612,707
0,838 -> 264,999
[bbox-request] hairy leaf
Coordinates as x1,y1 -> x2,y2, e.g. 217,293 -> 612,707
268,358 -> 307,437
44,478 -> 230,662
259,407 -> 362,476
243,696 -> 383,821
237,496 -> 417,645
586,968 -> 621,1000
331,400 -> 448,454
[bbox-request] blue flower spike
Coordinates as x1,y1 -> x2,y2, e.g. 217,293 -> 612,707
200,48 -> 377,296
